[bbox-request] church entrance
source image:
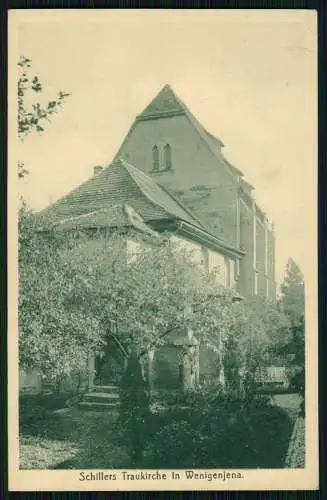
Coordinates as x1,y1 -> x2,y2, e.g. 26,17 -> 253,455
94,351 -> 124,385
93,334 -> 127,386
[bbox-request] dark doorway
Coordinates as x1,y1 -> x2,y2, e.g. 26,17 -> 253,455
94,335 -> 127,386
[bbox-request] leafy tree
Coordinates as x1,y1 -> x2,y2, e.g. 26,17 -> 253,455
280,258 -> 305,329
17,55 -> 70,178
119,350 -> 150,463
62,230 -> 267,369
17,57 -> 73,387
19,224 -> 275,397
16,58 -> 278,398
245,296 -> 292,363
279,259 -> 305,410
279,258 -> 305,365
18,221 -> 105,386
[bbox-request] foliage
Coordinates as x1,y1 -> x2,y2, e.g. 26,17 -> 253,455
280,258 -> 305,329
140,389 -> 293,468
245,296 -> 292,362
19,208 -> 105,382
193,294 -> 291,393
19,220 -> 287,394
58,230 -> 216,354
118,352 -> 150,462
63,230 -> 278,396
279,258 -> 305,398
17,55 -> 70,178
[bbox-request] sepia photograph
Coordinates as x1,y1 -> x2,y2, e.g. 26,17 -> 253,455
8,9 -> 318,491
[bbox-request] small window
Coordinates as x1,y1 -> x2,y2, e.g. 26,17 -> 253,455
152,145 -> 159,171
164,144 -> 172,170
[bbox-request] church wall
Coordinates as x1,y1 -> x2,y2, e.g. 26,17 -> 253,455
239,198 -> 254,297
199,346 -> 219,381
170,234 -> 236,288
256,219 -> 267,297
115,114 -> 277,299
169,234 -> 204,267
116,115 -> 239,248
238,197 -> 276,300
153,345 -> 181,390
208,249 -> 227,286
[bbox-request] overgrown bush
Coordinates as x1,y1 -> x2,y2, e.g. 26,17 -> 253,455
117,352 -> 150,463
289,366 -> 305,417
19,393 -> 74,437
140,388 -> 292,469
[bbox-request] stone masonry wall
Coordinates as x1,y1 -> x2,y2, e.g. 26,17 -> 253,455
116,115 -> 239,247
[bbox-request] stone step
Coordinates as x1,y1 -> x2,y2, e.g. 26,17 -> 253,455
78,384 -> 121,411
84,392 -> 120,403
78,401 -> 120,411
89,385 -> 120,394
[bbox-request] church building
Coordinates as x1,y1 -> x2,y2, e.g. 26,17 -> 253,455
22,84 -> 277,400
113,84 -> 276,300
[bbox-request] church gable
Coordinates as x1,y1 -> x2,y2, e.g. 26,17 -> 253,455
114,108 -> 239,245
136,84 -> 185,121
111,85 -> 272,259
133,84 -> 243,178
115,85 -> 237,177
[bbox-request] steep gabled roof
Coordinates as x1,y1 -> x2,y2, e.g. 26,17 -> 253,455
132,84 -> 244,178
36,158 -> 207,230
136,84 -> 185,120
123,160 -> 207,229
114,85 -> 244,178
36,158 -> 245,258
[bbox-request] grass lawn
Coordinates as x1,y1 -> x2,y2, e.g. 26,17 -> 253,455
271,393 -> 302,420
19,396 -> 131,469
20,435 -> 79,469
19,392 -> 302,470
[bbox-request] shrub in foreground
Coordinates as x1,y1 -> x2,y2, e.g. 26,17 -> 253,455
140,391 -> 293,469
117,352 -> 150,463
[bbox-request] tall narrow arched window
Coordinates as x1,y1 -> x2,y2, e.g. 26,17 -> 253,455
164,144 -> 172,170
152,145 -> 159,171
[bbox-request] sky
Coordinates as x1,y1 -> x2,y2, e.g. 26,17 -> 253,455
10,9 -> 317,286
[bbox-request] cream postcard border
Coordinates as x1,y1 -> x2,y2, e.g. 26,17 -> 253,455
7,9 -> 319,491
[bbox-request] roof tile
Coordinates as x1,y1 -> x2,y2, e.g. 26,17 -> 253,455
37,158 -> 205,230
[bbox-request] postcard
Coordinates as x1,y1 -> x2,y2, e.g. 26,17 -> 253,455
8,8 -> 318,491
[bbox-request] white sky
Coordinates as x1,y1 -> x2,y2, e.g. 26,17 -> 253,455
11,10 -> 317,286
